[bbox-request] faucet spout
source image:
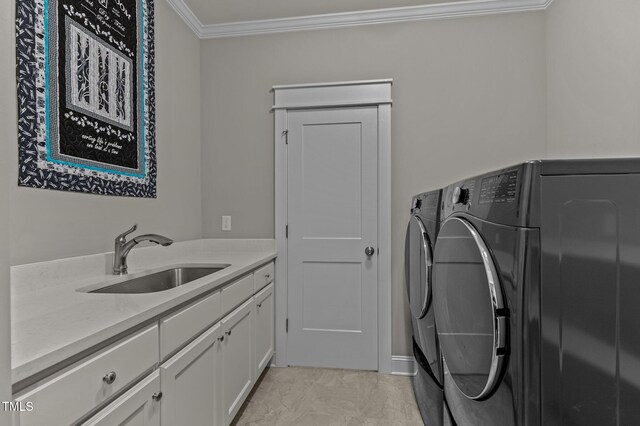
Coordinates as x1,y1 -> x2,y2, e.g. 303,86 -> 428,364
133,234 -> 173,247
113,226 -> 173,275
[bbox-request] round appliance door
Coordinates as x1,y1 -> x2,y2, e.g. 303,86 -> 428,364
433,217 -> 507,401
404,216 -> 433,319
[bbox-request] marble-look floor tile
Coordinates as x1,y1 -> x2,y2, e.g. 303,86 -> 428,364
231,367 -> 424,426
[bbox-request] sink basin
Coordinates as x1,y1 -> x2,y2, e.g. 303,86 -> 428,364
90,266 -> 228,294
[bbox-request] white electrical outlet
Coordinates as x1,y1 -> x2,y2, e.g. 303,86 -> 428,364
222,216 -> 231,231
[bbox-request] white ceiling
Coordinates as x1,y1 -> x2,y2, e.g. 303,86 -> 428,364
182,0 -> 466,25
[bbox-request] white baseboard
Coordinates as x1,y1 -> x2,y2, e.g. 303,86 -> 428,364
391,355 -> 417,376
269,356 -> 416,375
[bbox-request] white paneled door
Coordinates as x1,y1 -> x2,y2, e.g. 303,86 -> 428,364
287,107 -> 378,370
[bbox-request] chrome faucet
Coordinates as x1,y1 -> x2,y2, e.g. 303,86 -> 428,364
113,224 -> 173,275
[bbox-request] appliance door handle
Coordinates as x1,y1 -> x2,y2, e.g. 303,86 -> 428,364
451,217 -> 506,400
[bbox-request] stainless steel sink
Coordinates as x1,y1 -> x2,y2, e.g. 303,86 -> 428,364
89,266 -> 228,294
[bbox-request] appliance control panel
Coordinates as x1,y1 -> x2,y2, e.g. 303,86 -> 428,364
479,169 -> 519,204
441,163 -> 534,227
412,191 -> 441,216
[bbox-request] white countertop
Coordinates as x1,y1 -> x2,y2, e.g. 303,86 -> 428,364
11,239 -> 276,385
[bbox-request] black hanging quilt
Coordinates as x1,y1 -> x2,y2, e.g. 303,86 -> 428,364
16,0 -> 157,197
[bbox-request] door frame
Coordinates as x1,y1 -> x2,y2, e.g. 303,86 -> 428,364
272,79 -> 393,373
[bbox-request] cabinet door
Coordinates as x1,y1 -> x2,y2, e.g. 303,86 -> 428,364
160,323 -> 223,426
82,371 -> 160,426
221,298 -> 255,425
254,283 -> 274,377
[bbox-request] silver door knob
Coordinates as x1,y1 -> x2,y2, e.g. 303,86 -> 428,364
365,247 -> 375,257
103,371 -> 117,385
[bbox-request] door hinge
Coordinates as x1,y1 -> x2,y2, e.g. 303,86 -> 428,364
286,318 -> 289,333
282,129 -> 289,144
286,225 -> 288,238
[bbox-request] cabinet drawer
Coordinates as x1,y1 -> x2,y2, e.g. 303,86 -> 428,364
82,370 -> 161,426
221,274 -> 254,316
14,325 -> 159,426
253,262 -> 274,292
160,291 -> 221,359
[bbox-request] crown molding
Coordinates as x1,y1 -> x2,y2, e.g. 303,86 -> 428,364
164,0 -> 206,37
165,0 -> 554,39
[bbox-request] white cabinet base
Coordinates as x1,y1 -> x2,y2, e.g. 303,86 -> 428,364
14,262 -> 276,426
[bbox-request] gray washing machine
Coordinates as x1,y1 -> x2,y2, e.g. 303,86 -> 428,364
405,190 -> 446,425
432,159 -> 640,426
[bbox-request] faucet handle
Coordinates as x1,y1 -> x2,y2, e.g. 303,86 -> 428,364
116,224 -> 138,243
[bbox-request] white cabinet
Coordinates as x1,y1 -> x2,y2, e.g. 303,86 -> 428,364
254,283 -> 274,377
221,298 -> 255,425
83,371 -> 161,426
160,323 -> 223,426
14,261 -> 276,426
14,325 -> 159,426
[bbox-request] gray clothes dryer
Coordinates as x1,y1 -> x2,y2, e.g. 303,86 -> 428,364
432,159 -> 640,426
405,190 -> 445,425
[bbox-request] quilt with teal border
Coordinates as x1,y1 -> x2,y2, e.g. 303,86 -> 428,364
16,0 -> 156,197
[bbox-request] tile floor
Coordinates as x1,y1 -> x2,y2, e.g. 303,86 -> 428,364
231,367 -> 424,425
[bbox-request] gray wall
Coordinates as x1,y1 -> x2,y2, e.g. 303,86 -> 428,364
0,1 -> 12,419
546,0 -> 640,158
7,0 -> 637,363
8,0 -> 204,266
200,13 -> 547,355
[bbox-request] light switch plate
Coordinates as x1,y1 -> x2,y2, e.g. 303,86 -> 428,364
222,216 -> 231,231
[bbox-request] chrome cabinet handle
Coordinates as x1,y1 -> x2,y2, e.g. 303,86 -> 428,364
152,392 -> 163,402
257,303 -> 262,308
265,274 -> 270,279
218,335 -> 224,342
365,246 -> 375,257
225,330 -> 231,336
103,371 -> 117,385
